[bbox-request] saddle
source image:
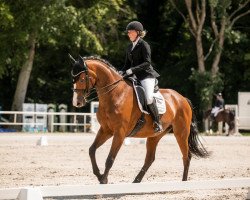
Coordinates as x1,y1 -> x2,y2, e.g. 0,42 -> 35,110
127,77 -> 166,114
125,77 -> 166,137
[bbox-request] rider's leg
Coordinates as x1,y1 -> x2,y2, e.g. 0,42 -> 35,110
211,107 -> 219,120
140,78 -> 163,133
211,107 -> 219,116
148,100 -> 163,132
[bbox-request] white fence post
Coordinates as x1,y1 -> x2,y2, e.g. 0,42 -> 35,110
51,114 -> 54,133
17,188 -> 43,200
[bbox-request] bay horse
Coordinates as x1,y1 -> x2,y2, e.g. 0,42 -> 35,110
71,55 -> 209,184
204,109 -> 235,135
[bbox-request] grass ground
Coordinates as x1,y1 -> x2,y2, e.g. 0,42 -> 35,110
240,132 -> 250,136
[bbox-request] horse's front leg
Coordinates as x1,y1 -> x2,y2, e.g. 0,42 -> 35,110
99,134 -> 124,184
133,133 -> 165,183
89,127 -> 112,182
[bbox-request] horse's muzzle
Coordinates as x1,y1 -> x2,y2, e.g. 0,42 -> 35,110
72,93 -> 87,107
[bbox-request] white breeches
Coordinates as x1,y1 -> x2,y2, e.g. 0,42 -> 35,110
140,78 -> 155,105
211,107 -> 221,117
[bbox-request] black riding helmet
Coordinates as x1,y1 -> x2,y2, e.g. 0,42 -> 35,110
126,21 -> 144,32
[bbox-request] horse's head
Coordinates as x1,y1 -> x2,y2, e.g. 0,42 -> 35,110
70,55 -> 96,107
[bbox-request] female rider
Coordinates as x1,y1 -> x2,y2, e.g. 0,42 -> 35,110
120,21 -> 162,133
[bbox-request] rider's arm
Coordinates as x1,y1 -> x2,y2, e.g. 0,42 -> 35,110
220,99 -> 225,108
130,42 -> 152,73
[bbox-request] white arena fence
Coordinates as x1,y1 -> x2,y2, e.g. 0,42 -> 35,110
0,178 -> 249,200
0,111 -> 95,133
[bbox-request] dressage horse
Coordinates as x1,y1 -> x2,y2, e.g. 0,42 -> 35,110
71,55 -> 209,184
204,109 -> 235,135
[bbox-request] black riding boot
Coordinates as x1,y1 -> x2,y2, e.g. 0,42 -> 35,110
148,101 -> 163,133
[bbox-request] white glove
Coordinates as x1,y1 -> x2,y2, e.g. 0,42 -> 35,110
126,69 -> 133,75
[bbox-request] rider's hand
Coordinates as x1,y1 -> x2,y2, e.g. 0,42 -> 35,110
125,69 -> 133,75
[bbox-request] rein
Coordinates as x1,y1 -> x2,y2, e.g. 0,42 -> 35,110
84,78 -> 123,103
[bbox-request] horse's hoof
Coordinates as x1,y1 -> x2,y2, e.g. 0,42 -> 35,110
133,178 -> 141,183
99,175 -> 108,184
100,179 -> 108,184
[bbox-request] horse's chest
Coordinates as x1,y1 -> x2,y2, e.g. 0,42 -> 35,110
97,107 -> 117,128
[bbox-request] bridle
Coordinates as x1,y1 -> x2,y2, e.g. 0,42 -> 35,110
71,58 -> 91,97
71,56 -> 123,103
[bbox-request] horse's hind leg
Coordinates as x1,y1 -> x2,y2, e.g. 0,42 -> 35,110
173,124 -> 191,181
227,120 -> 234,135
89,127 -> 112,182
133,132 -> 166,183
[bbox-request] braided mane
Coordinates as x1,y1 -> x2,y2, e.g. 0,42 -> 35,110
83,56 -> 118,72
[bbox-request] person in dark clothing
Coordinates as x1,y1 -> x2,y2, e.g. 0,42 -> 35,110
120,21 -> 162,132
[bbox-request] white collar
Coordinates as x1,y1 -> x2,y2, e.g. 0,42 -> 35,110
132,37 -> 140,49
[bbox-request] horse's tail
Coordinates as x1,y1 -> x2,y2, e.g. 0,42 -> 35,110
186,98 -> 210,158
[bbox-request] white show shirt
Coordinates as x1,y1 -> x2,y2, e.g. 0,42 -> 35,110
132,37 -> 140,50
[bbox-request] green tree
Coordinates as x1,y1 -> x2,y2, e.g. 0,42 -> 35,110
0,0 -> 133,111
170,0 -> 250,111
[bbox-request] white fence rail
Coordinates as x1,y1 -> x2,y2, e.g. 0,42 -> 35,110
0,111 -> 95,133
0,178 -> 249,200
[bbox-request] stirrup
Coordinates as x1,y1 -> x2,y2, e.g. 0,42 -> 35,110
154,122 -> 163,133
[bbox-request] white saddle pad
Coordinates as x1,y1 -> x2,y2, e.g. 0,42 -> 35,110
153,91 -> 166,114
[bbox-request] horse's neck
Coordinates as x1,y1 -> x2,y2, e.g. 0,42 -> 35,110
86,61 -> 114,86
89,61 -> 125,101
96,66 -> 119,88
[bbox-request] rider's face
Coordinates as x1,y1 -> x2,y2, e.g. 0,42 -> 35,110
127,30 -> 138,42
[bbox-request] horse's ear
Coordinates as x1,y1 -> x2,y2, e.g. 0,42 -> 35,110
78,55 -> 84,64
68,53 -> 76,65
